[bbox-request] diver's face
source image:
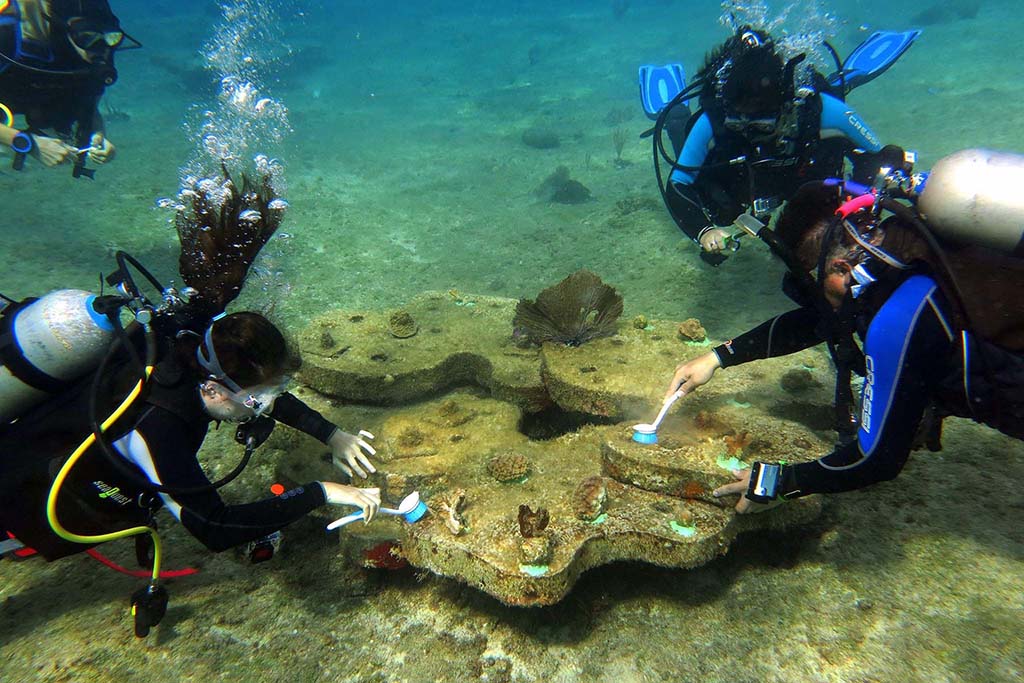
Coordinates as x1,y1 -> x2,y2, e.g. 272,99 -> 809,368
821,261 -> 853,310
199,381 -> 258,422
65,17 -> 122,64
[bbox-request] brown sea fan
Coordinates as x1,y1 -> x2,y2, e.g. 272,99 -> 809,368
512,270 -> 623,346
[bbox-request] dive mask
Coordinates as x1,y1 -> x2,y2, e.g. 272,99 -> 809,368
67,16 -> 124,49
196,320 -> 288,419
723,114 -> 778,136
64,14 -> 141,57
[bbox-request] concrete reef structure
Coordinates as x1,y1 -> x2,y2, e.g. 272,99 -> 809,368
291,290 -> 835,605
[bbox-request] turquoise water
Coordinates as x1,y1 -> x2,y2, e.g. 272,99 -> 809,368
2,1 -> 1023,680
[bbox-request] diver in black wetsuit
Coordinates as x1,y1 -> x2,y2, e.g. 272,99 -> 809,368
662,182 -> 1024,512
0,311 -> 382,559
0,0 -> 137,172
661,27 -> 903,265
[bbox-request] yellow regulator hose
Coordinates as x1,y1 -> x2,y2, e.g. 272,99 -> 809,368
45,365 -> 163,582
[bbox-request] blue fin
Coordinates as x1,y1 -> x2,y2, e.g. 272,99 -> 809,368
828,29 -> 922,93
638,63 -> 686,121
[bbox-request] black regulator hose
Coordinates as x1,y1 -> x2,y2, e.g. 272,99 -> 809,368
86,316 -> 264,498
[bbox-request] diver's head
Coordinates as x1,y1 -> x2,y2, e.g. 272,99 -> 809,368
195,312 -> 296,422
722,29 -> 785,116
705,27 -> 798,143
775,182 -> 867,309
48,0 -> 131,84
776,182 -> 931,310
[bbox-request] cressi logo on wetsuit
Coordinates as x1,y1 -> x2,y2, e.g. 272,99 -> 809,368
861,354 -> 875,434
844,110 -> 880,150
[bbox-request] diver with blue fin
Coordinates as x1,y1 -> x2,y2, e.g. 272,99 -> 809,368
639,26 -> 920,266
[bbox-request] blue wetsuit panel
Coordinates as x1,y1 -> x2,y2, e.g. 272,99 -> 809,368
859,275 -> 939,456
784,274 -> 954,496
669,113 -> 713,185
820,93 -> 882,152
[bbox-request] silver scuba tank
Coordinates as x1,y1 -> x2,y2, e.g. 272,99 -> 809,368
0,289 -> 116,423
917,148 -> 1024,256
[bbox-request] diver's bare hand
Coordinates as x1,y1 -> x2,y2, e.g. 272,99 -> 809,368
87,133 -> 116,164
32,136 -> 76,166
713,469 -> 782,514
320,483 -> 381,523
699,228 -> 732,254
665,351 -> 721,399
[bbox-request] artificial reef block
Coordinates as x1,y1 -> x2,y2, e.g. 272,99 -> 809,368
285,289 -> 839,606
329,391 -> 825,607
296,291 -> 550,411
540,319 -> 706,418
541,320 -> 836,422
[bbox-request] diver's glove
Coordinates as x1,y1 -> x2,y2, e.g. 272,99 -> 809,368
328,428 -> 378,479
320,483 -> 381,523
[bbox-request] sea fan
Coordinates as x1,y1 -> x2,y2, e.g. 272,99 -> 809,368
175,159 -> 287,320
513,270 -> 623,346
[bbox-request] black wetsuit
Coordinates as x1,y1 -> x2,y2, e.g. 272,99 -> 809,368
712,270 -> 1024,498
665,92 -> 894,264
0,66 -> 105,138
0,359 -> 336,559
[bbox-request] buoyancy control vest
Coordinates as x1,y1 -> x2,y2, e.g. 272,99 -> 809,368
0,332 -> 202,560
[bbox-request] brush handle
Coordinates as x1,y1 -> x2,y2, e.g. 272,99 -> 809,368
651,390 -> 684,430
326,506 -> 402,531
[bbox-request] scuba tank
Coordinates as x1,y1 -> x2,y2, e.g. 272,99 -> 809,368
0,289 -> 116,422
915,148 -> 1024,257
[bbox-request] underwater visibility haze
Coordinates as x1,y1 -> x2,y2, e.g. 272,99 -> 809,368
1,0 -> 1023,681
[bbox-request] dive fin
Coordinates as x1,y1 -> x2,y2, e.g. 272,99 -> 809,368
639,63 -> 686,120
828,29 -> 922,93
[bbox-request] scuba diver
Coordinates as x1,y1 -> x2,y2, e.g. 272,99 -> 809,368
0,0 -> 138,176
641,26 -> 919,265
0,307 -> 383,559
660,148 -> 1024,512
0,162 -> 383,637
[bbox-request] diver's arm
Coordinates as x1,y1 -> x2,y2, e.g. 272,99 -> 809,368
270,392 -> 337,444
819,93 -> 882,152
270,392 -> 377,479
664,114 -> 716,244
776,277 -> 953,497
712,307 -> 825,368
664,181 -> 714,243
668,113 -> 713,186
122,408 -> 327,552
